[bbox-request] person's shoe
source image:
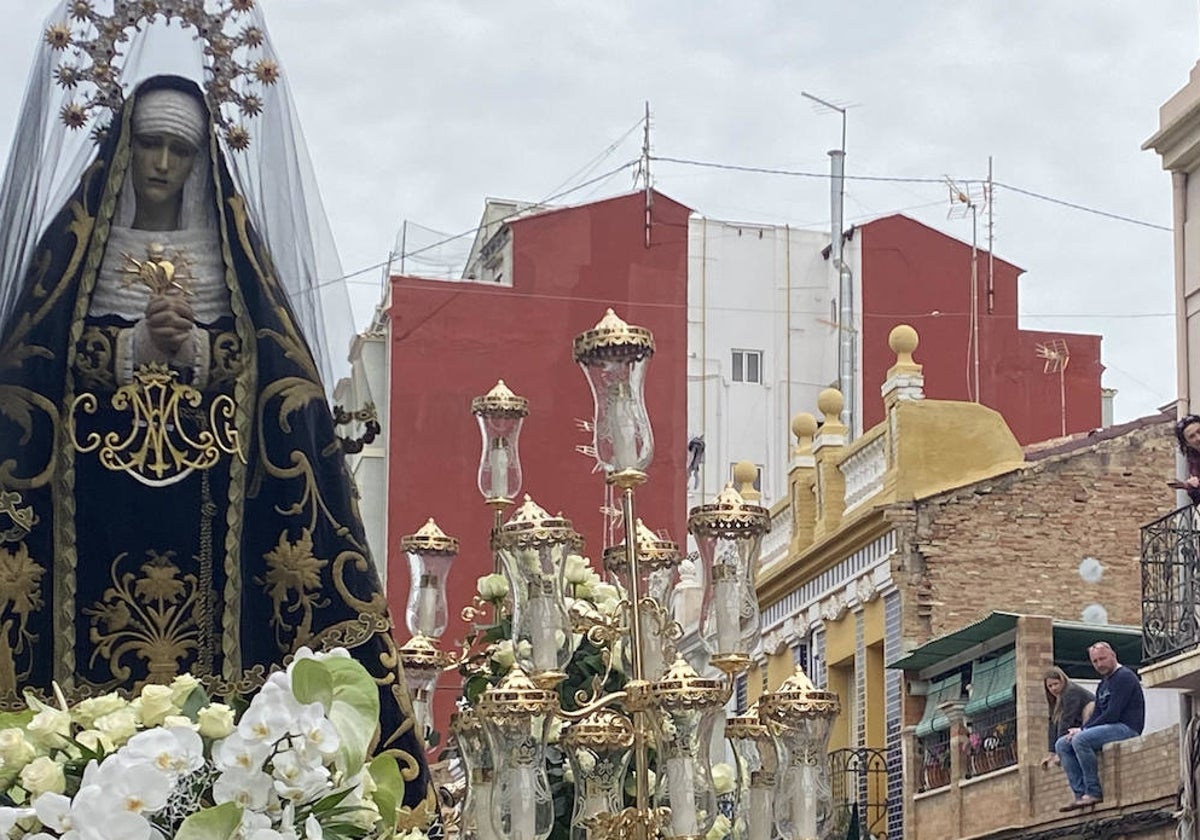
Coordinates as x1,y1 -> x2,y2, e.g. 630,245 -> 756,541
1059,799 -> 1084,812
1077,795 -> 1103,807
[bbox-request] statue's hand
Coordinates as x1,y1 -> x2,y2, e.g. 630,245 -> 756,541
144,294 -> 195,356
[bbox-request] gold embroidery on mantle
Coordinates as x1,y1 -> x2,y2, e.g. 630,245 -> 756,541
0,541 -> 46,694
84,551 -> 200,685
257,528 -> 330,652
69,362 -> 243,487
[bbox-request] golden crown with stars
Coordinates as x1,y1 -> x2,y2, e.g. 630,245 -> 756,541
44,0 -> 277,150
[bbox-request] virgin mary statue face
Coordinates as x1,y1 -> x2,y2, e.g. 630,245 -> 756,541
130,132 -> 197,208
127,86 -> 207,231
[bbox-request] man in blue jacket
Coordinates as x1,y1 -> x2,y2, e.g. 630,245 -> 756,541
1055,641 -> 1145,809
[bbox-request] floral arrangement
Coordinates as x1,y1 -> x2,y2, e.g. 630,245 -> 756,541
0,649 -> 430,840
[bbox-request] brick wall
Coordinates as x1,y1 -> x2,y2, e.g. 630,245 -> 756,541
910,725 -> 1179,838
892,415 -> 1176,646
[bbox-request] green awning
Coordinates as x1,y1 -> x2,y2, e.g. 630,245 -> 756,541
964,648 -> 1016,716
914,673 -> 962,738
887,611 -> 1143,679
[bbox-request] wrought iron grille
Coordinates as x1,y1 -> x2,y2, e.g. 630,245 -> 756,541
1142,503 -> 1200,664
830,747 -> 890,838
964,702 -> 1017,778
916,730 -> 951,793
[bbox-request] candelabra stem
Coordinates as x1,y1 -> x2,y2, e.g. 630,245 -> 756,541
620,483 -> 654,840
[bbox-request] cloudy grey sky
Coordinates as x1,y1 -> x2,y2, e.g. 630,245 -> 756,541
0,2 -> 1194,422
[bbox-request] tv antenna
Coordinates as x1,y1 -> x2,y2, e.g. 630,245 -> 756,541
1036,339 -> 1071,437
946,177 -> 988,403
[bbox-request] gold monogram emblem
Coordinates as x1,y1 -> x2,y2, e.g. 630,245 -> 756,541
70,363 -> 243,487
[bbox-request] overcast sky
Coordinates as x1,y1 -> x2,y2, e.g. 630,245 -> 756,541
0,2 -> 1194,423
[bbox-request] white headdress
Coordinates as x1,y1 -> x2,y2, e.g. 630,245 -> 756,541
0,1 -> 355,390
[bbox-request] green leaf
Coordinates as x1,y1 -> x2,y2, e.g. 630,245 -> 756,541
179,686 -> 213,721
310,787 -> 356,813
368,754 -> 402,834
175,803 -> 243,840
291,659 -> 335,711
291,656 -> 379,774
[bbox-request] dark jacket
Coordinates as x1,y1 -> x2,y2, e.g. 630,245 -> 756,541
1047,682 -> 1094,751
1083,666 -> 1145,734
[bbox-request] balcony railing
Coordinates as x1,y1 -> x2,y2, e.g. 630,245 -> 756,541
829,747 -> 889,839
1141,503 -> 1200,664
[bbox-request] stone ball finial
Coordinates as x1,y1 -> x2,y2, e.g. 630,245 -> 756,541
889,324 -> 919,365
732,461 -> 761,500
791,412 -> 818,441
733,460 -> 757,486
817,388 -> 844,423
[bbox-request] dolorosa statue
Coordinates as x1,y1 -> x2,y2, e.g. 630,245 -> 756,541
0,4 -> 434,827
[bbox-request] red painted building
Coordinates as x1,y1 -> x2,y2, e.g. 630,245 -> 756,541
386,191 -> 692,741
858,214 -> 1102,444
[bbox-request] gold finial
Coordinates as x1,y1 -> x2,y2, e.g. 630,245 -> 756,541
603,518 -> 680,573
471,379 -> 529,417
758,664 -> 840,722
572,308 -> 655,363
732,460 -> 761,501
817,388 -> 845,426
495,495 -> 584,551
400,517 -> 459,554
687,483 -> 770,538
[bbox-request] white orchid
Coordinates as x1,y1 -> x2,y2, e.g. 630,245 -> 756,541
0,650 -> 421,840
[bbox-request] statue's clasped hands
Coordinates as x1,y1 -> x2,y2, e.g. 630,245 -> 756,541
143,292 -> 196,360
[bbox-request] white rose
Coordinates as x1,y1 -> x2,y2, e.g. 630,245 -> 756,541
710,762 -> 736,795
169,674 -> 203,707
93,708 -> 138,745
564,555 -> 591,585
72,693 -> 128,729
163,715 -> 199,731
18,756 -> 64,796
592,583 -> 621,614
0,729 -> 36,768
476,574 -> 508,603
490,640 -> 515,671
25,708 -> 71,750
197,704 -> 236,740
74,730 -> 115,754
133,684 -> 178,727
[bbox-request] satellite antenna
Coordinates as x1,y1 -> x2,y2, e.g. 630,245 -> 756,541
1035,339 -> 1071,437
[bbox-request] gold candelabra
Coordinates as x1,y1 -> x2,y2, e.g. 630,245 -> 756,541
401,309 -> 840,840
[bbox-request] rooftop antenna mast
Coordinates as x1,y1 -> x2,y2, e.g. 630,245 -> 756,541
802,91 -> 854,437
1036,339 -> 1071,437
945,176 -> 986,403
633,101 -> 653,248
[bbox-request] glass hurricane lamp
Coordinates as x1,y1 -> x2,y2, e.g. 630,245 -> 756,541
472,379 -> 529,505
561,709 -> 636,840
397,634 -> 446,747
400,517 -> 458,638
649,657 -> 729,840
493,495 -> 582,687
726,702 -> 780,840
602,518 -> 680,682
477,666 -> 558,840
758,666 -> 840,840
689,484 -> 770,674
572,308 -> 655,476
451,707 -> 499,840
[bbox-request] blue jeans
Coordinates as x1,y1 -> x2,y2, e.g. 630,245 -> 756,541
1054,724 -> 1138,799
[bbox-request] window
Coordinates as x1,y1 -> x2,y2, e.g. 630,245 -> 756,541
731,349 -> 762,384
